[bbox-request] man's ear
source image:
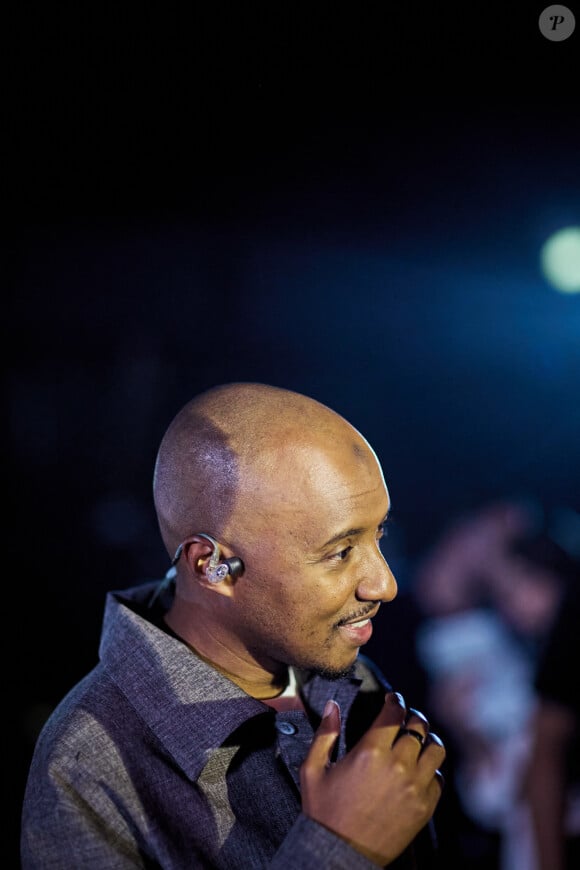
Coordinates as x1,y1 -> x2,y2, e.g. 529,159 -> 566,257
182,537 -> 239,596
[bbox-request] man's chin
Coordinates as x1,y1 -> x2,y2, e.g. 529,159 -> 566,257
309,661 -> 358,682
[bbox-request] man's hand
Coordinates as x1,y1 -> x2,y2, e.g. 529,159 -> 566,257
300,691 -> 445,866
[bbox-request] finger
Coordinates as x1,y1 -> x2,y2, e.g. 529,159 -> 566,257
417,732 -> 446,773
404,708 -> 430,739
422,731 -> 445,754
393,726 -> 446,774
352,691 -> 408,752
393,706 -> 430,749
372,691 -> 408,730
405,707 -> 429,729
394,728 -> 425,749
301,699 -> 341,782
376,691 -> 408,726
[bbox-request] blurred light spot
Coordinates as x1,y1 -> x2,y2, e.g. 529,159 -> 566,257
540,226 -> 580,294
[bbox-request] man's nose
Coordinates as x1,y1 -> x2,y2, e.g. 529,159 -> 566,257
356,546 -> 398,602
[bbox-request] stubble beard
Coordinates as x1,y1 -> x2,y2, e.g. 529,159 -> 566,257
308,661 -> 358,681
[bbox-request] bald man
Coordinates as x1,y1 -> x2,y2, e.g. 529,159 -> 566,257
21,383 -> 445,869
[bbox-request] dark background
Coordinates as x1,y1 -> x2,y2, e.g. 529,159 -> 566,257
7,3 -> 580,866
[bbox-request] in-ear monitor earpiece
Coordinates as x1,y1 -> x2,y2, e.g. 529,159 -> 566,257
188,533 -> 245,582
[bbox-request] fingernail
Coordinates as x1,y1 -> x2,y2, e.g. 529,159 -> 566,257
323,699 -> 339,718
387,691 -> 405,706
407,707 -> 428,724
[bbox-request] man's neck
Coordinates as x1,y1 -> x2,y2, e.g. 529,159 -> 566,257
163,608 -> 288,700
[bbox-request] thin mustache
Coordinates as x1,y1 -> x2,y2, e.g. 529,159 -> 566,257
335,604 -> 378,628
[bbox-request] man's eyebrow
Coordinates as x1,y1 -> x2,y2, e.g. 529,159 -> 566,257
320,512 -> 390,550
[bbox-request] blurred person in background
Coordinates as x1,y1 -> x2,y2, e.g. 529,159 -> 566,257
522,560 -> 580,870
412,500 -> 577,869
367,499 -> 577,869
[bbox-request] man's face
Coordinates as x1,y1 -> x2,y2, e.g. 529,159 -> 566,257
226,436 -> 397,678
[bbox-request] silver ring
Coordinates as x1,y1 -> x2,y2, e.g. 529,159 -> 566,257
397,727 -> 425,746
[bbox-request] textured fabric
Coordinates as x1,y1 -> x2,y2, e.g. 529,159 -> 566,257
21,579 -> 436,868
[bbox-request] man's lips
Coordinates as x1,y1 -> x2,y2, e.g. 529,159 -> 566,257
336,606 -> 379,629
336,607 -> 379,645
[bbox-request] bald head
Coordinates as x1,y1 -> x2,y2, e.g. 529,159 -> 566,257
153,382 -> 379,558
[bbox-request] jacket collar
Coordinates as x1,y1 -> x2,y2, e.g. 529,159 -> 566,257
99,581 -> 363,779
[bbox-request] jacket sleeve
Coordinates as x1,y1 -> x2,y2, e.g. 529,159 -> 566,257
21,738 -> 150,869
270,813 -> 386,869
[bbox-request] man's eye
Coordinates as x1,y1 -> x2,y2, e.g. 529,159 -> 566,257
377,522 -> 389,541
329,546 -> 352,562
